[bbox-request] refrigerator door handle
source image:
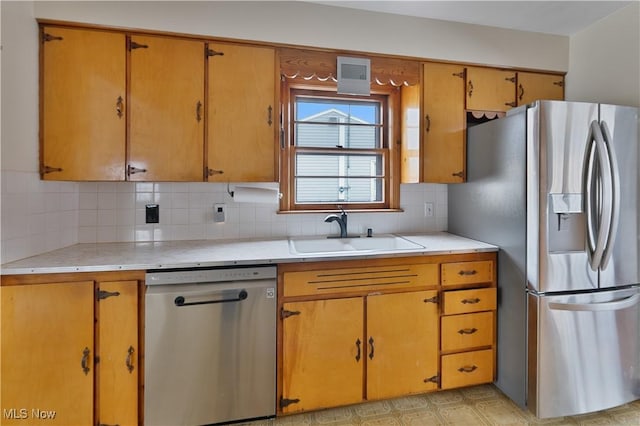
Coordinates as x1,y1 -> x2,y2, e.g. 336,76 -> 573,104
585,121 -> 614,271
598,121 -> 620,270
549,293 -> 640,312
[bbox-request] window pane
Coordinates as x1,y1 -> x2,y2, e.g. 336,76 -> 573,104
296,98 -> 379,124
296,178 -> 384,203
295,123 -> 378,148
295,153 -> 383,177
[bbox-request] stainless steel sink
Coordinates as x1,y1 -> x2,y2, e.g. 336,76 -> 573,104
288,234 -> 425,255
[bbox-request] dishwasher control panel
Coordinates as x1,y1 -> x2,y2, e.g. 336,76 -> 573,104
146,266 -> 277,286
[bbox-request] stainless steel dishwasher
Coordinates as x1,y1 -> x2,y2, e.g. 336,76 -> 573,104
144,266 -> 277,426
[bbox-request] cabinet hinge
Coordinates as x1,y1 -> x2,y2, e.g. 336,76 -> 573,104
553,80 -> 564,87
97,423 -> 119,426
424,375 -> 439,385
452,71 -> 465,79
423,295 -> 439,304
128,39 -> 149,51
206,48 -> 224,58
505,101 -> 517,107
97,290 -> 121,300
281,308 -> 301,320
42,32 -> 63,43
505,76 -> 516,83
279,396 -> 300,409
40,165 -> 63,175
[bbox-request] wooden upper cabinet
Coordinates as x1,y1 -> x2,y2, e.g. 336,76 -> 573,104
129,35 -> 205,181
1,282 -> 95,425
206,43 -> 276,181
466,66 -> 516,112
517,72 -> 564,106
366,290 -> 439,399
422,62 -> 467,183
41,27 -> 126,181
97,280 -> 139,426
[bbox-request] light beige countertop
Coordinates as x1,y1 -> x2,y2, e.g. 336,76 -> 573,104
0,232 -> 497,275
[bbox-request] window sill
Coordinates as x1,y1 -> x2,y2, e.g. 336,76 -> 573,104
277,208 -> 404,214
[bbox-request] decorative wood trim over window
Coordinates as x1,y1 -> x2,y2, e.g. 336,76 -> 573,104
279,48 -> 420,87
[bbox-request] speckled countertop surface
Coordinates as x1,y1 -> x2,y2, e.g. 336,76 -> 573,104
0,232 -> 497,275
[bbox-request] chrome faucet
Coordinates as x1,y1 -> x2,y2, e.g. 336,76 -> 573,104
324,207 -> 348,238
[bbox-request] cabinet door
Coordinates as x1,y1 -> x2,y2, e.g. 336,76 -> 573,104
423,63 -> 467,183
97,281 -> 139,426
41,27 -> 126,181
366,290 -> 440,399
129,35 -> 205,181
1,282 -> 94,425
281,298 -> 363,413
466,67 -> 516,112
207,43 -> 276,181
517,72 -> 564,106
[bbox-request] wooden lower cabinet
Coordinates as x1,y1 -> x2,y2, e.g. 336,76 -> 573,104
279,253 -> 497,416
0,272 -> 142,425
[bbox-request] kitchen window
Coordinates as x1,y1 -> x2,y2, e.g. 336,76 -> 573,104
280,85 -> 400,211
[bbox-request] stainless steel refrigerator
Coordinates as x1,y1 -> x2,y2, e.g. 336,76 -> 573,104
448,100 -> 639,418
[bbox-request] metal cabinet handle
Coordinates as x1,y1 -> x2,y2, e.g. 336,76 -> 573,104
458,270 -> 477,276
116,96 -> 124,118
425,114 -> 431,132
267,105 -> 273,126
81,347 -> 90,375
196,101 -> 203,122
126,346 -> 135,373
458,365 -> 478,373
518,83 -> 525,101
467,80 -> 474,97
355,338 -> 361,362
368,336 -> 375,360
458,328 -> 478,335
461,298 -> 481,304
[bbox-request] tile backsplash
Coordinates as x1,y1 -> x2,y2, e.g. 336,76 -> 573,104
1,170 -> 447,263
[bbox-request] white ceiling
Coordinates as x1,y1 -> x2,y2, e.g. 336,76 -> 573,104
308,1 -> 634,35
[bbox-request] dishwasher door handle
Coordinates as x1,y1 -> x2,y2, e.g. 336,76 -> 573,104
174,289 -> 248,307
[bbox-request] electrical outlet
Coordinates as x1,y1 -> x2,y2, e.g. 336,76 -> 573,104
424,202 -> 434,218
213,204 -> 226,223
145,204 -> 159,223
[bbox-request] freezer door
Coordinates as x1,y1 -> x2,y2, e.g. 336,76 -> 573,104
532,101 -> 599,293
528,288 -> 640,418
598,105 -> 639,288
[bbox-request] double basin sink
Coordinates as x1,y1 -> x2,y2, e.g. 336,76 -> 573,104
288,234 -> 425,256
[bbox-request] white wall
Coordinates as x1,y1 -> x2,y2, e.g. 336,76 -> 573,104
566,2 -> 640,107
0,1 -> 591,263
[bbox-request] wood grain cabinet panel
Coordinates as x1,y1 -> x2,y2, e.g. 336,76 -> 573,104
441,349 -> 494,389
207,43 -> 277,181
129,35 -> 205,181
41,26 -> 126,181
441,311 -> 494,352
1,282 -> 95,425
442,288 -> 497,315
281,298 -> 364,414
422,62 -> 467,183
367,290 -> 439,399
441,260 -> 494,286
466,66 -> 517,112
516,72 -> 565,106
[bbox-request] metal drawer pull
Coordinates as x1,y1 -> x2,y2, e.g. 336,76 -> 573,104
126,346 -> 135,373
174,290 -> 248,307
458,365 -> 478,373
458,270 -> 478,276
458,328 -> 478,335
81,347 -> 90,375
461,298 -> 481,304
355,338 -> 361,362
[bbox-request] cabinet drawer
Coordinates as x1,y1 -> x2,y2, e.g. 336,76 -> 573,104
441,261 -> 493,286
442,288 -> 496,315
441,311 -> 494,352
283,263 -> 438,297
441,349 -> 494,389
